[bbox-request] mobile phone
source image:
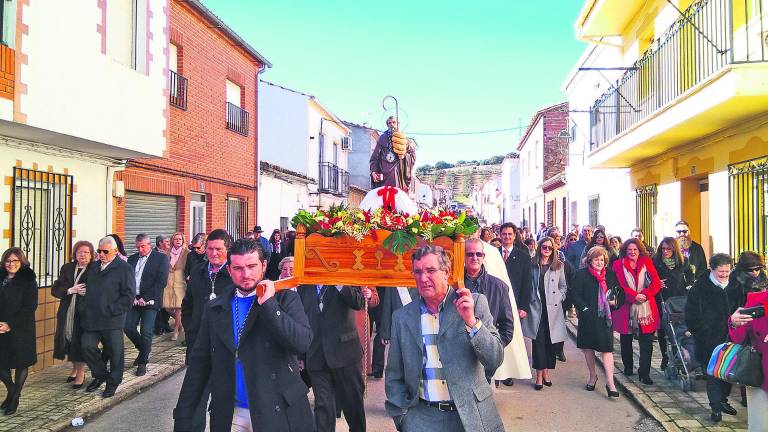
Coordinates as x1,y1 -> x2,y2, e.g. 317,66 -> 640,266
740,304 -> 766,319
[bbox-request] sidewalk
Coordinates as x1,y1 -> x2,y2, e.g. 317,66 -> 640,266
565,318 -> 748,432
0,334 -> 187,432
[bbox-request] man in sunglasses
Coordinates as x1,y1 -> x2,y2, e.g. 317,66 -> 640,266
184,233 -> 208,281
463,238 -> 515,384
675,220 -> 708,281
80,236 -> 135,398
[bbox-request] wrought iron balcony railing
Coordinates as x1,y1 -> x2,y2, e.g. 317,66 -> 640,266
590,0 -> 767,151
226,102 -> 249,136
318,162 -> 349,195
169,70 -> 188,110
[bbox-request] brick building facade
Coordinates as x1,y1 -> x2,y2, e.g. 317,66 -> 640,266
116,0 -> 270,248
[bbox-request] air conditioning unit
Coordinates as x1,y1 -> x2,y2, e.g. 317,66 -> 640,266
341,137 -> 351,151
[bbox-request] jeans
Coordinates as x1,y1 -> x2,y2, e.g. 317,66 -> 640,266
124,307 -> 158,364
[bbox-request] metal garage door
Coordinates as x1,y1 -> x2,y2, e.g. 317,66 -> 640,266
124,192 -> 178,255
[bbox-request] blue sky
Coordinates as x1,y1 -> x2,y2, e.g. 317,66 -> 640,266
203,0 -> 587,166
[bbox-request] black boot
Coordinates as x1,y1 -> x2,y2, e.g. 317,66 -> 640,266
660,355 -> 668,371
0,391 -> 12,410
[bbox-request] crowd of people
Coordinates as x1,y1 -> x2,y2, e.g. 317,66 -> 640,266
0,218 -> 766,432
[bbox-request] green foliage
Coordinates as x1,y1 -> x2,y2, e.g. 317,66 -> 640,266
383,230 -> 418,255
434,161 -> 454,170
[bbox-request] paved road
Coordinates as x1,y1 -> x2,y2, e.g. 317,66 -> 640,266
78,338 -> 662,431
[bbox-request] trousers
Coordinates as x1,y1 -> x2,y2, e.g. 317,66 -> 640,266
81,328 -> 125,386
619,332 -> 654,377
124,306 -> 158,364
402,401 -> 464,432
706,375 -> 732,411
308,363 -> 366,432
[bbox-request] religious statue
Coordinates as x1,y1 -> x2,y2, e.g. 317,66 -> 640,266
369,115 -> 416,193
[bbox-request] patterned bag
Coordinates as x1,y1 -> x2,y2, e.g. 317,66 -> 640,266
706,342 -> 764,387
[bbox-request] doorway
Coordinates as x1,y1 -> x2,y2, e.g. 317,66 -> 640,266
680,176 -> 710,257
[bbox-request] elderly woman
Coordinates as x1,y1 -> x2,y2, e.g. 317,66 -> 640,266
51,240 -> 94,389
652,237 -> 694,371
571,246 -> 624,397
522,236 -> 568,390
687,253 -> 739,422
728,276 -> 768,431
612,238 -> 661,385
278,256 -> 294,280
164,232 -> 188,341
0,248 -> 38,415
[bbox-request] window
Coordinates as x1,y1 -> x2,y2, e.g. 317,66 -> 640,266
729,156 -> 768,257
107,0 -> 137,69
635,185 -> 657,247
225,79 -> 248,135
534,202 -> 538,228
226,196 -> 248,240
588,195 -> 600,227
12,167 -> 73,287
280,217 -> 289,236
169,43 -> 188,110
562,197 -> 567,229
189,193 -> 206,241
1,0 -> 17,48
546,200 -> 554,227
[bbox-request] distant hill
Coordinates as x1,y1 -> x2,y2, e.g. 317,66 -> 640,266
417,161 -> 503,201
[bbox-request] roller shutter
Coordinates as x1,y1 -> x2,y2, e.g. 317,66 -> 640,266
124,192 -> 178,255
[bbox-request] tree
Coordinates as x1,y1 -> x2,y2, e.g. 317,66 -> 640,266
434,161 -> 454,170
415,165 -> 433,175
481,155 -> 504,165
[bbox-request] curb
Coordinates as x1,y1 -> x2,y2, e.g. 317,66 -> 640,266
565,319 -> 682,432
41,335 -> 187,432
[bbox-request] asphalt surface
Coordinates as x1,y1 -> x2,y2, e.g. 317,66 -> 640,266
76,338 -> 663,431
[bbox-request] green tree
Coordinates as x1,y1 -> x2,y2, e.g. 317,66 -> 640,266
435,161 -> 454,170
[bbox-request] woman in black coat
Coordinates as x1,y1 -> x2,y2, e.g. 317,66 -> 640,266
265,229 -> 287,281
51,240 -> 94,389
686,253 -> 739,422
652,237 -> 694,370
726,251 -> 768,313
571,246 -> 624,397
0,247 -> 38,415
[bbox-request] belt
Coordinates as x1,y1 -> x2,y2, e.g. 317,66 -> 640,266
420,399 -> 457,412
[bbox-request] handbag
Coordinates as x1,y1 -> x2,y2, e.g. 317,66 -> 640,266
706,341 -> 764,387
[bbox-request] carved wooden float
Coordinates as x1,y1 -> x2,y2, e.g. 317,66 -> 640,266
272,224 -> 466,291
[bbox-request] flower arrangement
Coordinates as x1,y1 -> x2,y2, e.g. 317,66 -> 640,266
291,204 -> 478,254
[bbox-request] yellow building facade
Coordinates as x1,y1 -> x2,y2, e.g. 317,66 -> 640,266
576,0 -> 768,258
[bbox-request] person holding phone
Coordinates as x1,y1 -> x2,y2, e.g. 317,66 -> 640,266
728,287 -> 768,431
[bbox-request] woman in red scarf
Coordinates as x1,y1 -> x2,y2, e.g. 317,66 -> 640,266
611,238 -> 661,385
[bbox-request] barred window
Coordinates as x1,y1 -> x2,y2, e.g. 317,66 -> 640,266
729,156 -> 767,257
12,167 -> 73,287
226,196 -> 248,240
635,184 -> 657,247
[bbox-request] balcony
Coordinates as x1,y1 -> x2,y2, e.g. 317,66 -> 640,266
588,0 -> 768,168
226,102 -> 249,136
169,70 -> 188,110
318,162 -> 349,196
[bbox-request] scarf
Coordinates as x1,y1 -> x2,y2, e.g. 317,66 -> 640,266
65,265 -> 87,341
662,257 -> 676,269
622,259 -> 654,328
169,246 -> 183,268
588,266 -> 612,327
709,272 -> 728,289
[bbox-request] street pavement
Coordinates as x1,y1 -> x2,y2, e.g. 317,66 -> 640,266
79,337 -> 660,431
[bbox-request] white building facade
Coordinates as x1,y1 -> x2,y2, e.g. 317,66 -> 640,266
500,156 -> 521,225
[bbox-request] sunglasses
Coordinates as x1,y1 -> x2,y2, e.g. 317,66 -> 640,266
96,249 -> 111,254
465,252 -> 485,258
676,230 -> 689,234
747,267 -> 763,272
540,245 -> 554,251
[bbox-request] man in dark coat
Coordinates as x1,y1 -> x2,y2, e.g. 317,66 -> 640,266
498,223 -> 533,320
174,238 -> 313,432
675,220 -> 708,281
179,229 -> 233,431
378,287 -> 419,343
79,236 -> 135,398
297,284 -> 367,432
183,233 -> 207,281
686,253 -> 738,422
369,116 -> 415,192
125,233 -> 169,376
464,238 -> 515,383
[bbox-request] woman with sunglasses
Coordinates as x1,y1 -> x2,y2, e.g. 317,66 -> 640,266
651,237 -> 694,371
521,237 -> 568,390
51,240 -> 95,389
579,229 -> 610,269
0,248 -> 38,415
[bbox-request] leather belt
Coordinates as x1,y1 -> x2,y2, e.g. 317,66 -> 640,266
420,399 -> 457,412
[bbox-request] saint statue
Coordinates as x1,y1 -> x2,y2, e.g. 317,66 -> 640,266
369,116 -> 415,193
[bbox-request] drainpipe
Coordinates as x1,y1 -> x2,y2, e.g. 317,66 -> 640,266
254,63 -> 265,227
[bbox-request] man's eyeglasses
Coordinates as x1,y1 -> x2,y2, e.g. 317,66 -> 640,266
746,266 -> 763,273
465,252 -> 485,258
413,268 -> 444,277
676,230 -> 689,234
96,249 -> 111,255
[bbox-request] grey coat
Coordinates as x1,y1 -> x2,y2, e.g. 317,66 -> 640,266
385,291 -> 505,432
521,264 -> 568,344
